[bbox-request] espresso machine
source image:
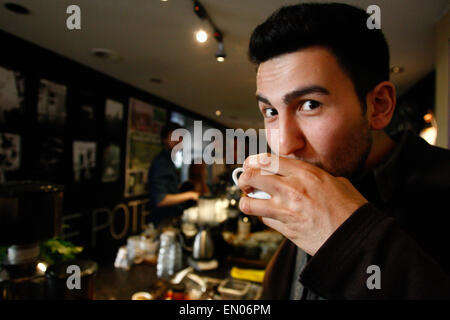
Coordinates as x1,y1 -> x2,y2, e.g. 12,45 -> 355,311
0,181 -> 63,299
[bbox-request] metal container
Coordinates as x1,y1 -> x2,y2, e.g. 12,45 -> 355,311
0,181 -> 63,246
218,278 -> 251,300
192,227 -> 214,261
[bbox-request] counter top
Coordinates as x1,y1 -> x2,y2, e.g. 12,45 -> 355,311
93,260 -> 234,300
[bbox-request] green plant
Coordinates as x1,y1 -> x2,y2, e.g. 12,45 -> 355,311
40,237 -> 83,265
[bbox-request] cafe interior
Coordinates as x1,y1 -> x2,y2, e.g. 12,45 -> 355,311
0,0 -> 448,300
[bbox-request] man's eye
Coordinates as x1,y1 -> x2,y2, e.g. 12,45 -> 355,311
301,100 -> 321,111
264,108 -> 278,118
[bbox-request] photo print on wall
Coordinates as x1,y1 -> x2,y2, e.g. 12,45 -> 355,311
37,79 -> 67,126
0,66 -> 25,126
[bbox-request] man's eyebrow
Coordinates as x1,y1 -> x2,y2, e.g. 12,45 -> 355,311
256,85 -> 330,107
256,94 -> 272,107
283,85 -> 329,105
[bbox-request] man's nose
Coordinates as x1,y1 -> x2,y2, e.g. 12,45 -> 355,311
277,117 -> 305,156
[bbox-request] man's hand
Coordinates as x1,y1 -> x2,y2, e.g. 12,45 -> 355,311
157,191 -> 200,207
237,154 -> 368,256
187,191 -> 200,201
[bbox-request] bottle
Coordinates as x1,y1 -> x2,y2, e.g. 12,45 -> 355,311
156,231 -> 175,279
238,215 -> 251,238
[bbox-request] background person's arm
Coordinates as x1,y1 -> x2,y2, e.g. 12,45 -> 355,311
157,191 -> 199,207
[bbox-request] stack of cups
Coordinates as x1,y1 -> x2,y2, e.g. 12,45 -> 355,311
156,231 -> 182,279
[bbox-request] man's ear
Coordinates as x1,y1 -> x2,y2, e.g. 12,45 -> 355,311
365,81 -> 396,130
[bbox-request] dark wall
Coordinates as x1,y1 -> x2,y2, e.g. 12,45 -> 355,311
0,29 -> 225,264
386,72 -> 435,137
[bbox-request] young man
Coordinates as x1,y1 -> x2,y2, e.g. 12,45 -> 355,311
236,3 -> 450,299
148,122 -> 199,228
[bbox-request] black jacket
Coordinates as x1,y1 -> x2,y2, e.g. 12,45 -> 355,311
262,130 -> 450,299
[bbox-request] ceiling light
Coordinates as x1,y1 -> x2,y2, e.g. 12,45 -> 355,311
150,78 -> 162,84
4,2 -> 30,14
196,30 -> 208,43
215,110 -> 222,116
215,42 -> 226,62
390,66 -> 404,74
423,113 -> 433,123
213,29 -> 223,42
193,1 -> 207,19
420,127 -> 437,145
91,48 -> 122,62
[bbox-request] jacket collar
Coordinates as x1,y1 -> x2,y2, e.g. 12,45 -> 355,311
351,129 -> 412,205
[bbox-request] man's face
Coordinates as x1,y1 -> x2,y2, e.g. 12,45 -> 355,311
256,47 -> 372,178
165,131 -> 183,150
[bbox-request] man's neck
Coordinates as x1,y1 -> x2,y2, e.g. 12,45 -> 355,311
364,130 -> 397,170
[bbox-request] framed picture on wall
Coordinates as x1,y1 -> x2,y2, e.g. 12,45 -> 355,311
69,89 -> 100,138
0,132 -> 20,172
37,79 -> 67,126
73,140 -> 96,184
35,134 -> 64,182
0,66 -> 25,127
124,98 -> 166,197
101,143 -> 120,183
105,99 -> 124,135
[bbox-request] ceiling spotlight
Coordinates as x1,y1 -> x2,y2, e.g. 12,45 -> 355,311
215,42 -> 226,62
4,2 -> 30,14
213,29 -> 223,42
390,66 -> 404,74
420,126 -> 437,145
423,113 -> 433,123
215,110 -> 222,116
193,1 -> 207,19
196,30 -> 208,43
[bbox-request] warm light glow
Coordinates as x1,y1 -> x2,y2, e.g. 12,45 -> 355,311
420,127 -> 437,145
195,30 -> 208,43
390,66 -> 404,74
37,262 -> 47,273
230,199 -> 236,206
423,113 -> 433,123
243,217 -> 248,223
215,110 -> 222,116
216,57 -> 225,62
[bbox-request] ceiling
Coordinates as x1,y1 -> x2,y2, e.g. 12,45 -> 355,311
0,0 -> 448,129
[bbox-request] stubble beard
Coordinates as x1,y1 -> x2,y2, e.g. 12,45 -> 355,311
324,117 -> 373,179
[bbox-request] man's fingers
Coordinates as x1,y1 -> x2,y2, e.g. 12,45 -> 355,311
237,167 -> 285,196
260,217 -> 286,235
243,153 -> 322,177
239,196 -> 291,223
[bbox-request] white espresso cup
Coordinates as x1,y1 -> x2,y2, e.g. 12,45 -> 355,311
232,167 -> 271,199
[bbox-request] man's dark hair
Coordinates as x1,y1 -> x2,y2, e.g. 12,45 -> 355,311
248,2 -> 390,109
160,121 -> 183,142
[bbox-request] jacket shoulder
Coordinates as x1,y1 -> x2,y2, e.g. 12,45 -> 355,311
402,133 -> 450,188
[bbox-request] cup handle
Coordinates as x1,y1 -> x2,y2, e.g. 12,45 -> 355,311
232,167 -> 245,186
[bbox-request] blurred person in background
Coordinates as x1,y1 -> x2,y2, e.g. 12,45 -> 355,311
148,122 -> 199,228
180,160 -> 211,209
